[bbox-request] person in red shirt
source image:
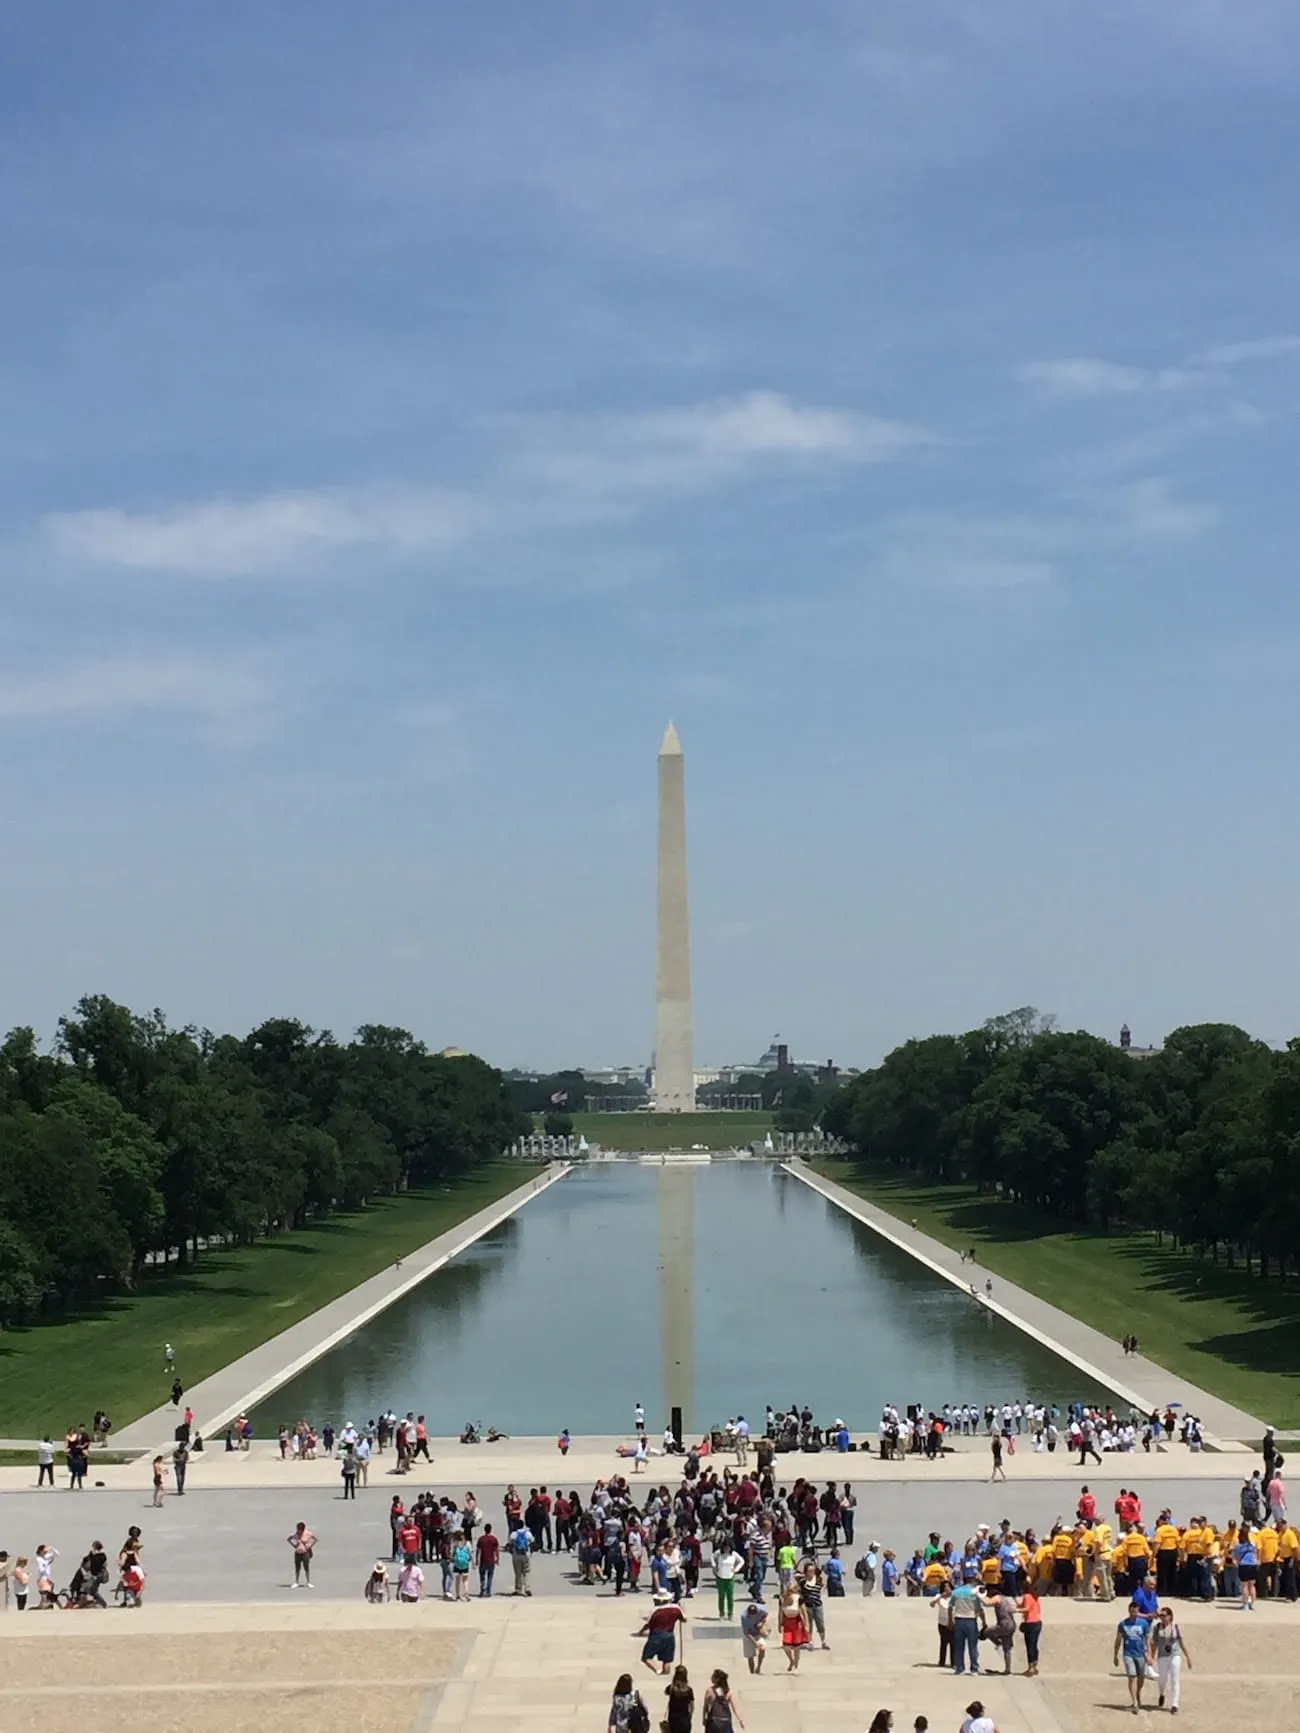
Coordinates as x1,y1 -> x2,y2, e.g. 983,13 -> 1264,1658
1078,1487 -> 1097,1523
398,1519 -> 421,1565
389,1497 -> 405,1561
476,1522 -> 500,1597
537,1486 -> 554,1552
638,1596 -> 687,1674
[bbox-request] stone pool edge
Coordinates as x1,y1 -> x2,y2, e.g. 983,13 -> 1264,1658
114,1163 -> 572,1449
782,1158 -> 1262,1446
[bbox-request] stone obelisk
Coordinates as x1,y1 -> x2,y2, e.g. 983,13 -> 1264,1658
654,722 -> 695,1111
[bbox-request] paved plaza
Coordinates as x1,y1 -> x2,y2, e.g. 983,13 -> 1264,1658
0,1448 -> 1273,1604
0,1572 -> 1290,1733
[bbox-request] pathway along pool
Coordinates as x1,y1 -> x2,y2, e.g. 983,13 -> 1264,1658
252,1161 -> 1123,1435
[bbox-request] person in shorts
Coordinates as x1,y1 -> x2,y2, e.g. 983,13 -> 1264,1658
740,1595 -> 769,1674
1112,1600 -> 1152,1714
637,1593 -> 686,1674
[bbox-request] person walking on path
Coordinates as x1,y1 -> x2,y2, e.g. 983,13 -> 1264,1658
509,1518 -> 533,1595
990,1434 -> 1006,1483
36,1436 -> 55,1488
1152,1607 -> 1191,1713
1113,1599 -> 1153,1714
1018,1586 -> 1043,1676
170,1378 -> 184,1408
150,1457 -> 164,1507
638,1593 -> 687,1674
713,1538 -> 740,1619
609,1673 -> 649,1733
840,1483 -> 857,1546
779,1585 -> 809,1672
341,1447 -> 357,1499
800,1560 -> 829,1650
287,1521 -> 317,1589
476,1523 -> 499,1597
702,1668 -> 743,1733
664,1664 -> 694,1733
934,1583 -> 955,1669
740,1594 -> 768,1675
950,1578 -> 987,1675
172,1440 -> 189,1496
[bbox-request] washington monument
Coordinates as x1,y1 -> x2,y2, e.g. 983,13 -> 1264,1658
654,721 -> 695,1111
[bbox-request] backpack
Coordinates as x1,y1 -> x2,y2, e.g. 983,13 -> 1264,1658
854,1557 -> 869,1580
453,1543 -> 471,1570
513,1529 -> 531,1555
628,1697 -> 651,1733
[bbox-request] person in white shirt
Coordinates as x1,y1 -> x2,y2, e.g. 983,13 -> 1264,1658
398,1560 -> 424,1603
960,1700 -> 998,1733
37,1437 -> 55,1488
634,1403 -> 646,1436
354,1435 -> 371,1486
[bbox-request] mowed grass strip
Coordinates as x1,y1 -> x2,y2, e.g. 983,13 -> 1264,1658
0,1163 -> 528,1436
568,1110 -> 773,1151
814,1160 -> 1300,1430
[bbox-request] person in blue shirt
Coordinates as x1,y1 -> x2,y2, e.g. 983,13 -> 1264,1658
824,1548 -> 845,1596
880,1551 -> 899,1597
997,1540 -> 1021,1597
1112,1601 -> 1152,1713
1131,1575 -> 1158,1618
1233,1528 -> 1259,1611
904,1551 -> 925,1594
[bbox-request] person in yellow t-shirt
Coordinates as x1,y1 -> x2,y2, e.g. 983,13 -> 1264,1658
980,1551 -> 1002,1588
1276,1522 -> 1299,1603
921,1559 -> 950,1593
1120,1525 -> 1152,1598
1032,1541 -> 1054,1592
1255,1521 -> 1280,1598
1049,1528 -> 1075,1596
1153,1517 -> 1181,1597
1102,1525 -> 1123,1601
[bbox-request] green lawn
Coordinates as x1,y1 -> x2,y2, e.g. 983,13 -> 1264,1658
568,1110 -> 772,1151
0,1163 -> 527,1437
814,1159 -> 1300,1431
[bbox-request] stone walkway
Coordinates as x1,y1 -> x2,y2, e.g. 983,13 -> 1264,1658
786,1161 -> 1264,1443
113,1164 -> 570,1451
0,1588 -> 1289,1733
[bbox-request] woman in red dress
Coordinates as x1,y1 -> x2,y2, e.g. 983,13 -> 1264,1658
780,1586 -> 809,1672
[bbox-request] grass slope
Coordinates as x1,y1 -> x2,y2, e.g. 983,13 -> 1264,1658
816,1160 -> 1300,1430
569,1111 -> 772,1151
0,1164 -> 526,1437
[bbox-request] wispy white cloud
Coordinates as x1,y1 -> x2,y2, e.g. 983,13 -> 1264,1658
46,487 -> 479,577
46,392 -> 927,578
0,652 -> 281,743
1019,358 -> 1149,397
521,391 -> 928,499
1193,335 -> 1300,367
1021,334 -> 1300,398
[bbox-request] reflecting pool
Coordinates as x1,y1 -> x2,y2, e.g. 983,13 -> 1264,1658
253,1162 -> 1121,1434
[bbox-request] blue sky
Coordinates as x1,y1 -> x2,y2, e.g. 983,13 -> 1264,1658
4,1 -> 1300,1070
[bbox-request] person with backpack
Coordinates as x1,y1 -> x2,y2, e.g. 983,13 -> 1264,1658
510,1518 -> 533,1596
609,1673 -> 650,1733
856,1543 -> 878,1596
702,1668 -> 744,1733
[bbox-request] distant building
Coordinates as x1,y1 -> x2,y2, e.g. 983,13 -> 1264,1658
1118,1023 -> 1160,1059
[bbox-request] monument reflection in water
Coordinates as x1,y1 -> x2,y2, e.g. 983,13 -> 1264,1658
254,1163 -> 1119,1435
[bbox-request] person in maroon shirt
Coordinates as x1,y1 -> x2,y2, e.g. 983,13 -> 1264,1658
1078,1487 -> 1097,1523
476,1522 -> 500,1597
638,1596 -> 687,1673
398,1518 -> 421,1565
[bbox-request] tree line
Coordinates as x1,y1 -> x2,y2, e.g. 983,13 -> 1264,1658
0,995 -> 526,1320
821,1009 -> 1300,1278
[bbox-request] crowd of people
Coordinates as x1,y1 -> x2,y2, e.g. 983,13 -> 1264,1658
0,1527 -> 147,1610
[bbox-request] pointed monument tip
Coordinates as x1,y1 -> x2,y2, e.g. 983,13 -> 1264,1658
659,720 -> 683,756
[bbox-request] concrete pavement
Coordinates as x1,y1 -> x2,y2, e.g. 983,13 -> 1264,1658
0,1577 -> 1292,1733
